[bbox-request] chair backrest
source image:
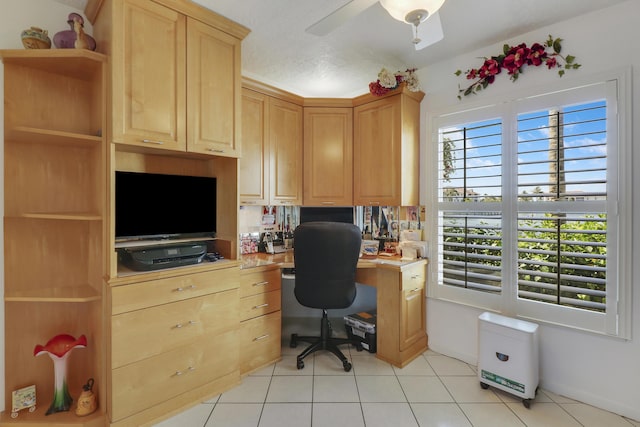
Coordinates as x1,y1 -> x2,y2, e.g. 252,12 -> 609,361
293,221 -> 362,309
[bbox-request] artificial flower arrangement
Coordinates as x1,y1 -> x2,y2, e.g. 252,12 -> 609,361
455,35 -> 581,99
369,68 -> 421,96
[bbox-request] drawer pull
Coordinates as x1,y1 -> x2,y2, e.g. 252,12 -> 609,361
173,320 -> 198,329
410,275 -> 422,280
141,139 -> 164,145
253,303 -> 269,309
410,288 -> 421,293
173,366 -> 196,377
207,148 -> 224,153
253,281 -> 269,287
253,334 -> 270,341
174,285 -> 196,292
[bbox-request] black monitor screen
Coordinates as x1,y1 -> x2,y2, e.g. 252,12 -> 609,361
299,207 -> 354,224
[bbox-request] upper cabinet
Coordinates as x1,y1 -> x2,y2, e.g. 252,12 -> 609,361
240,80 -> 303,206
303,106 -> 353,206
353,87 -> 424,206
94,0 -> 248,156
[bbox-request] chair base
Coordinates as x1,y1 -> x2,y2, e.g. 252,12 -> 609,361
290,309 -> 363,372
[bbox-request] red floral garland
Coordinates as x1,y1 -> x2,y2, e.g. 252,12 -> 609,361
455,35 -> 580,99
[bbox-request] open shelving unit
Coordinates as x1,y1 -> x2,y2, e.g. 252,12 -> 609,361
1,49 -> 106,426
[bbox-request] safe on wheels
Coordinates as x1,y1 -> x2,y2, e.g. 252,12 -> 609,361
477,312 -> 539,408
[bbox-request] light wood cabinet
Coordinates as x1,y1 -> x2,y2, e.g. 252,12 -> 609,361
239,89 -> 269,204
353,87 -> 424,206
240,81 -> 303,206
239,265 -> 282,375
303,107 -> 353,206
1,49 -> 107,426
98,0 -> 247,156
359,260 -> 427,368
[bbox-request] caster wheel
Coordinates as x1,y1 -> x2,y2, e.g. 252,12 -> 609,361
10,412 -> 17,419
523,399 -> 531,409
290,333 -> 298,348
297,359 -> 304,370
480,382 -> 489,390
28,406 -> 36,413
355,343 -> 364,352
343,360 -> 352,372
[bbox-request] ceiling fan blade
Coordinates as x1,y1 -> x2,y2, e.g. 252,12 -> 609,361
306,0 -> 379,36
414,11 -> 444,50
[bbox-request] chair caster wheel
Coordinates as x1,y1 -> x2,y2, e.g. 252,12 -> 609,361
480,382 -> 489,389
355,343 -> 364,352
290,333 -> 298,348
297,359 -> 304,370
343,360 -> 352,372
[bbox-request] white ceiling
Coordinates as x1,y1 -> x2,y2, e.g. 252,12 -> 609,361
57,0 -> 626,98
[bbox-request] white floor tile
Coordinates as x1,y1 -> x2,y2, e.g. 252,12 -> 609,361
312,402 -> 365,427
393,355 -> 436,376
351,353 -> 396,375
266,375 -> 313,402
313,351 -> 355,375
153,403 -> 213,427
218,376 -> 271,403
249,363 -> 276,376
506,401 -> 582,427
313,375 -> 360,402
398,376 -> 454,403
440,376 -> 502,403
459,402 -> 526,427
205,403 -> 262,427
361,402 -> 419,427
426,354 -> 477,376
411,403 -> 473,427
356,375 -> 407,402
273,354 -> 313,375
561,403 -> 636,427
259,403 -> 311,427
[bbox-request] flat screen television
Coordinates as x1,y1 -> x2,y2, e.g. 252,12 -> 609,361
115,171 -> 217,242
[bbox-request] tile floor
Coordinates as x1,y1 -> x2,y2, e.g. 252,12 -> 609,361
155,342 -> 639,427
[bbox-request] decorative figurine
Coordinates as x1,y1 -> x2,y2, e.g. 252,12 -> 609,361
33,334 -> 87,415
20,27 -> 51,49
53,13 -> 96,50
75,378 -> 97,417
10,384 -> 36,418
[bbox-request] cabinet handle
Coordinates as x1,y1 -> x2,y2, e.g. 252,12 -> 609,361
141,139 -> 164,145
410,287 -> 421,293
253,281 -> 269,287
253,303 -> 269,309
207,148 -> 224,153
321,201 -> 336,205
173,320 -> 198,329
174,284 -> 196,292
173,366 -> 196,377
368,201 -> 380,205
410,275 -> 422,280
253,334 -> 270,341
242,201 -> 257,204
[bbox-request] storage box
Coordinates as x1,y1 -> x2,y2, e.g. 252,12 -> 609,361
344,311 -> 377,353
478,312 -> 539,405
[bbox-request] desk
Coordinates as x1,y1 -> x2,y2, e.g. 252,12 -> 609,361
241,252 -> 428,368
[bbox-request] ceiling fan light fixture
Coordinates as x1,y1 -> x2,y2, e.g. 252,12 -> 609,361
379,0 -> 446,24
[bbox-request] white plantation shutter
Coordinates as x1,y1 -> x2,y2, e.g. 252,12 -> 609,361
432,73 -> 630,336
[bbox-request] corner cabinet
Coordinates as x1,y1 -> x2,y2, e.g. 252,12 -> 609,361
353,87 -> 424,206
1,49 -> 107,426
97,0 -> 247,157
303,106 -> 353,206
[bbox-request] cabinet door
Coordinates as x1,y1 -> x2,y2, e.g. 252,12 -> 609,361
400,265 -> 426,350
269,98 -> 303,205
353,96 -> 401,206
113,0 -> 186,150
187,18 -> 242,157
303,107 -> 353,206
240,89 -> 270,204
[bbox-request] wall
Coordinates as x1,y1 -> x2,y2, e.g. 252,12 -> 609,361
417,0 -> 639,420
0,0 -> 96,411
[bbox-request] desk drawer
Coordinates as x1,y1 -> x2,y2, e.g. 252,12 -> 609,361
111,329 -> 238,422
240,290 -> 281,321
240,267 -> 281,298
111,267 -> 240,314
240,311 -> 281,374
402,263 -> 425,291
111,289 -> 239,368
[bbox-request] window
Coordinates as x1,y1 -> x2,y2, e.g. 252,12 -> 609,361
430,72 -> 631,337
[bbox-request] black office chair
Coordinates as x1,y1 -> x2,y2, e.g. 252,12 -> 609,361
289,221 -> 363,372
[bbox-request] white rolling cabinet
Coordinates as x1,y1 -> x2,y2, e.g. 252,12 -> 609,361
477,312 -> 539,408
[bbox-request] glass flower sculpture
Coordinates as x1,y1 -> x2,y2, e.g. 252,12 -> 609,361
34,334 -> 87,415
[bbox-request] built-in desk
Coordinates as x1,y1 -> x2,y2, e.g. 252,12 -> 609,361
241,252 -> 428,368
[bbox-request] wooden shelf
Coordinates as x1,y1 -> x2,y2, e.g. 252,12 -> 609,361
4,285 -> 102,303
15,212 -> 102,221
0,407 -> 104,427
0,49 -> 106,81
5,127 -> 102,147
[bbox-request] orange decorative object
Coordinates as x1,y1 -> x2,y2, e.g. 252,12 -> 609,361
34,334 -> 87,415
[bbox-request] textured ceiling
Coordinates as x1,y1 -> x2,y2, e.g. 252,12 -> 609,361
55,0 -> 626,98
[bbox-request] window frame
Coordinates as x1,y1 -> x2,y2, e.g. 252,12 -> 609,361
425,68 -> 632,338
